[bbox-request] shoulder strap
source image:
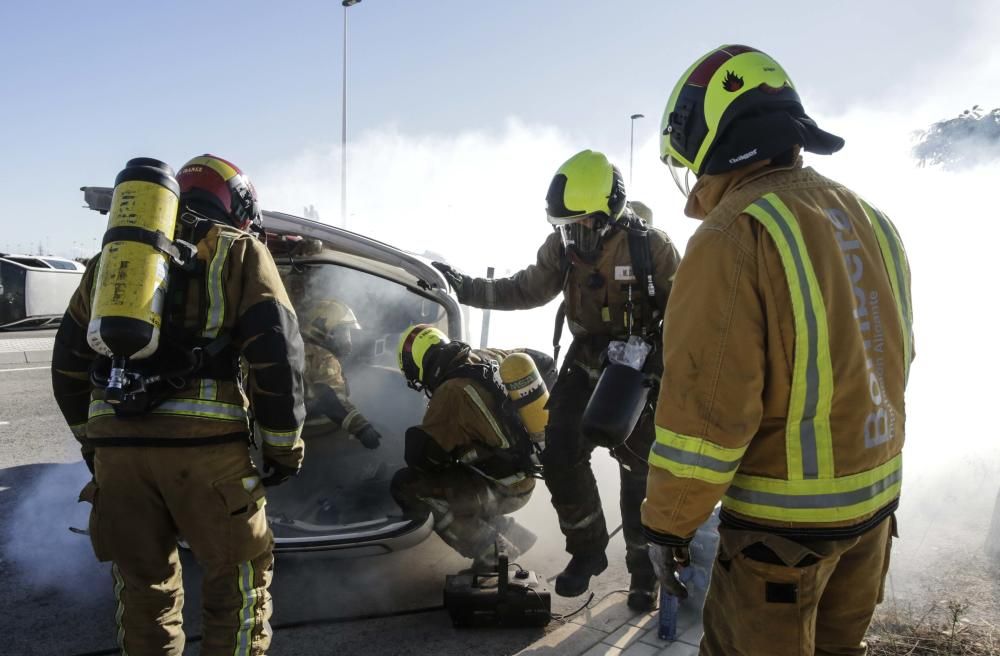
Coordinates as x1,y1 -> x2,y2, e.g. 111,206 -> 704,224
623,217 -> 656,301
442,362 -> 535,460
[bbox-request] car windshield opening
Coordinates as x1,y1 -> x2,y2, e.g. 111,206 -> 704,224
260,260 -> 447,541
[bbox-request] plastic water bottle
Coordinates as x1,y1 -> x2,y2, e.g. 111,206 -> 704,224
658,567 -> 695,641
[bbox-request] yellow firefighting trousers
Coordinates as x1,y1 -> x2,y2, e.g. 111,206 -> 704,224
700,517 -> 894,656
80,442 -> 274,656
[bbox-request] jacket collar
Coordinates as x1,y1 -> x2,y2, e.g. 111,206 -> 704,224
684,149 -> 804,220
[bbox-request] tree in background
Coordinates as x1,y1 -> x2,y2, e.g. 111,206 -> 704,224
913,105 -> 1000,170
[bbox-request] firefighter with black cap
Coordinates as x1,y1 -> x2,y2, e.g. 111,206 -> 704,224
644,45 -> 913,655
393,324 -> 555,569
432,150 -> 682,610
52,154 -> 305,656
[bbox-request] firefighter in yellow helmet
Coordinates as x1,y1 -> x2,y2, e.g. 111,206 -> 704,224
392,324 -> 555,569
643,45 -> 913,655
431,150 -> 682,610
299,299 -> 381,448
52,155 -> 305,656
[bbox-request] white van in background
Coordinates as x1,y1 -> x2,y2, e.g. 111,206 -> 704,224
0,254 -> 85,330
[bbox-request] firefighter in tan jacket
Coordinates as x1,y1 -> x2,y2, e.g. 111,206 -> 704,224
299,299 -> 381,448
52,155 -> 305,656
643,46 -> 914,656
433,150 -> 681,609
392,325 -> 554,569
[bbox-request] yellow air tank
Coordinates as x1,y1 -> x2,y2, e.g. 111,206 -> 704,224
499,352 -> 550,443
87,158 -> 180,402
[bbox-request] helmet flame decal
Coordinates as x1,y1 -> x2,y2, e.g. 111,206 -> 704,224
722,71 -> 744,92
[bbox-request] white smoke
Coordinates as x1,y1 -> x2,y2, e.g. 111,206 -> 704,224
3,463 -> 109,600
253,61 -> 1000,615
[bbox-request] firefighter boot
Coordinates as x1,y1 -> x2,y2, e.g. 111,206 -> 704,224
554,550 -> 609,597
627,571 -> 658,612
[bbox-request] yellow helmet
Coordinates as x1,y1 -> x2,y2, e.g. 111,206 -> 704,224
660,45 -> 843,193
396,323 -> 451,390
300,299 -> 361,356
545,150 -> 626,226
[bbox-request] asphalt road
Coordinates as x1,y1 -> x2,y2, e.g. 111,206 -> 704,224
0,362 -> 635,655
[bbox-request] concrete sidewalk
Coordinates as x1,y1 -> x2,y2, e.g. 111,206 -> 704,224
0,336 -> 54,364
517,593 -> 703,656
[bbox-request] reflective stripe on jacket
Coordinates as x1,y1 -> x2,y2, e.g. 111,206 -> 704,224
642,161 -> 912,541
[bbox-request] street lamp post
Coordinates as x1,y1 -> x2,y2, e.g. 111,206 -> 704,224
629,113 -> 644,187
341,0 -> 362,228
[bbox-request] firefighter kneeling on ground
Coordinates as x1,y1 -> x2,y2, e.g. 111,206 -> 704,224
299,298 -> 382,449
52,155 -> 305,656
392,324 -> 554,570
432,150 -> 682,610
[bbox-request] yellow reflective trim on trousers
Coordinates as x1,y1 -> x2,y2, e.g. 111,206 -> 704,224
462,384 -> 509,449
723,455 -> 902,523
234,560 -> 256,656
648,426 -> 746,485
112,562 -> 129,656
858,198 -> 914,385
258,424 -> 303,447
744,195 -> 835,480
204,233 -> 235,338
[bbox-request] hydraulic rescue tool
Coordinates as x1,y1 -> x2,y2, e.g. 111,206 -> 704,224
443,542 -> 551,627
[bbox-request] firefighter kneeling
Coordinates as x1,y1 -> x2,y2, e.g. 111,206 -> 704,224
392,325 -> 553,569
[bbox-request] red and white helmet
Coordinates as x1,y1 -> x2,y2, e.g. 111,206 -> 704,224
176,154 -> 262,233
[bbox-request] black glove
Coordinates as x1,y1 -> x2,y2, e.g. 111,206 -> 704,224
355,425 -> 382,450
262,458 -> 299,487
431,261 -> 469,296
82,451 -> 95,476
648,542 -> 691,598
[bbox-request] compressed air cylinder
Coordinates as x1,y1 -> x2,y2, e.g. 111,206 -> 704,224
88,158 -> 179,362
580,364 -> 649,449
499,353 -> 550,442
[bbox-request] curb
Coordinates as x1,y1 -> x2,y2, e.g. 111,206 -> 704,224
0,350 -> 53,365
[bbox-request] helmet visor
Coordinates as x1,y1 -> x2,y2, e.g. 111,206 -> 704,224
556,222 -> 602,255
547,210 -> 606,227
666,156 -> 693,198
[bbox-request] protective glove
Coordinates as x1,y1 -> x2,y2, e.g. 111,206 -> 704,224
355,425 -> 382,450
648,542 -> 691,598
431,261 -> 469,297
262,457 -> 299,487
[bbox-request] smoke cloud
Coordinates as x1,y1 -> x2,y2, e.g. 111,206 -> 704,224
252,29 -> 1000,617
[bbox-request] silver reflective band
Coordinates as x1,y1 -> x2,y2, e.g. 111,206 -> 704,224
89,398 -> 247,421
234,560 -> 257,656
726,469 -> 902,510
752,198 -> 822,479
203,233 -> 235,338
560,509 -> 602,531
650,441 -> 741,475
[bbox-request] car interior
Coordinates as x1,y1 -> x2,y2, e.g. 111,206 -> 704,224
261,257 -> 447,546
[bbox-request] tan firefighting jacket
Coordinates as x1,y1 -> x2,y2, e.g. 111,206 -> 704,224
419,349 -> 535,494
458,215 -> 681,371
642,159 -> 913,543
302,342 -> 370,436
52,224 -> 306,471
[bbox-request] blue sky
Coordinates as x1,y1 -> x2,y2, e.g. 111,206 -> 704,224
0,0 -> 991,254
